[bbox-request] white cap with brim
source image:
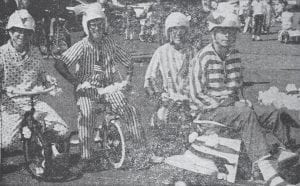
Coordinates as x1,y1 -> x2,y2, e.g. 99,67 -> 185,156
6,9 -> 35,31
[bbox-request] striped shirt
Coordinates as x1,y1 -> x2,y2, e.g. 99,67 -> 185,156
59,36 -> 133,88
189,44 -> 242,107
144,43 -> 196,97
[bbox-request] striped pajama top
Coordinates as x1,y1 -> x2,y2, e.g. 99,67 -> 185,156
59,36 -> 133,88
189,43 -> 243,107
144,43 -> 196,97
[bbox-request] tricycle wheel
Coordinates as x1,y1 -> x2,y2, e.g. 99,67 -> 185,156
104,120 -> 126,169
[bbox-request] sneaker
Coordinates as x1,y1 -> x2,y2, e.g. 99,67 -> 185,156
251,155 -> 269,181
71,159 -> 91,173
139,35 -> 145,42
276,149 -> 299,169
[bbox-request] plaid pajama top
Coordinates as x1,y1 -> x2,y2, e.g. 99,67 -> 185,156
0,42 -> 47,114
189,44 -> 243,107
60,36 -> 133,88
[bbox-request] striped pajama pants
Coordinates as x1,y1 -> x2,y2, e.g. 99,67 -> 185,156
76,89 -> 142,159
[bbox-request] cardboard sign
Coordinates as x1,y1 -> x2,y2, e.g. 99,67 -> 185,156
165,134 -> 241,183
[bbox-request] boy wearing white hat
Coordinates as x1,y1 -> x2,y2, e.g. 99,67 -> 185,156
144,12 -> 196,125
189,9 -> 300,179
0,9 -> 68,176
55,3 -> 143,168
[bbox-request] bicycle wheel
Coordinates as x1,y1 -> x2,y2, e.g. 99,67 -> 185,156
105,120 -> 125,169
23,131 -> 48,180
24,130 -> 80,182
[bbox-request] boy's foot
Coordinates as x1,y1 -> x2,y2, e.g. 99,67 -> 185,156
139,35 -> 145,42
70,159 -> 92,173
268,145 -> 299,169
276,149 -> 299,169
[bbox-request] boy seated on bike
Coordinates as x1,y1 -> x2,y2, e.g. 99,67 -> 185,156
144,12 -> 197,126
190,10 -> 300,180
55,3 -> 144,170
0,10 -> 68,151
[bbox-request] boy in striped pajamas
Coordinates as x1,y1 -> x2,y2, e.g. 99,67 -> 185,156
190,9 -> 300,180
55,3 -> 143,168
144,12 -> 197,125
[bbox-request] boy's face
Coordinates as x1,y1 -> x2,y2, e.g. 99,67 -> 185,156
88,18 -> 106,42
9,27 -> 32,49
213,27 -> 238,48
169,26 -> 188,46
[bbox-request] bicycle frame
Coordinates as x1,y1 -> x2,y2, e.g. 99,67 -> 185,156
20,96 -> 45,137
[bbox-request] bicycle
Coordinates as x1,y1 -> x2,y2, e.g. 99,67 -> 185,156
67,81 -> 127,169
1,86 -> 79,182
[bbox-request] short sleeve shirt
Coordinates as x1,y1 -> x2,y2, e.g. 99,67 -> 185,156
0,42 -> 46,114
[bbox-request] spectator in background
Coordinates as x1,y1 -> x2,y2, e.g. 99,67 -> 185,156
263,0 -> 275,34
149,0 -> 165,44
251,0 -> 265,41
123,5 -> 137,40
97,0 -> 125,33
138,6 -> 149,42
243,0 -> 254,33
139,0 -> 165,43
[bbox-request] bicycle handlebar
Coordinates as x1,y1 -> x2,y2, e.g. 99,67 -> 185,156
76,81 -> 127,95
97,81 -> 127,95
7,86 -> 56,98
